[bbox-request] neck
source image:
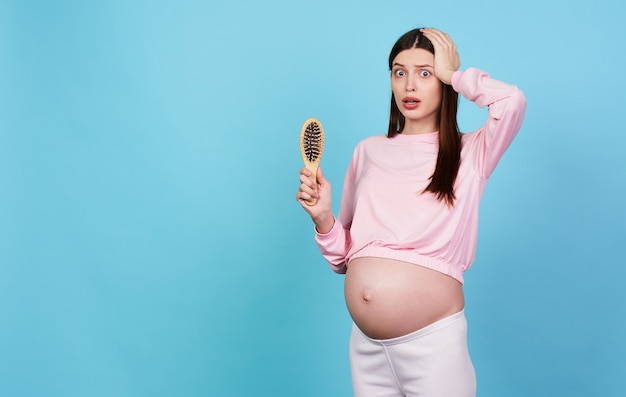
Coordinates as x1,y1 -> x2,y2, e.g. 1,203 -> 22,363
401,118 -> 438,135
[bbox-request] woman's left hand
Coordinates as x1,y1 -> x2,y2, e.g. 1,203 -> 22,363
420,28 -> 460,85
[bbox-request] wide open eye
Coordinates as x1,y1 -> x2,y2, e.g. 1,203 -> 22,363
419,70 -> 431,77
394,69 -> 406,77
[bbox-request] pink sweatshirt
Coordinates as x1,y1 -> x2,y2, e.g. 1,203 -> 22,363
314,68 -> 526,284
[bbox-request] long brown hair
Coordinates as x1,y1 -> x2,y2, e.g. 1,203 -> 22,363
387,28 -> 461,206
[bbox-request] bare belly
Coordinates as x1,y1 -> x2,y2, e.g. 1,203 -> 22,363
344,257 -> 465,339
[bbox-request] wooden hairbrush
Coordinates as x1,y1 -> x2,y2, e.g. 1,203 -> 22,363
299,118 -> 325,206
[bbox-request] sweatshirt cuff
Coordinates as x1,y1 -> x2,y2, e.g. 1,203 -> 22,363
314,216 -> 340,239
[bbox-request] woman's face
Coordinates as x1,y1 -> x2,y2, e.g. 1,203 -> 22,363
390,48 -> 442,133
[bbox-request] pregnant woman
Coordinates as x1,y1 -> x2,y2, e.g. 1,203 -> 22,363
296,27 -> 526,397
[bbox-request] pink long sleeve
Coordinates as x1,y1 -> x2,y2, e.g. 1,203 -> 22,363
314,69 -> 526,283
453,68 -> 527,177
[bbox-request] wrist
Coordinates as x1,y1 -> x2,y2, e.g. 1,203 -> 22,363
313,212 -> 335,235
439,70 -> 455,85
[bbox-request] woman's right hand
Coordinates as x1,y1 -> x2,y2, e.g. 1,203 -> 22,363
296,166 -> 335,234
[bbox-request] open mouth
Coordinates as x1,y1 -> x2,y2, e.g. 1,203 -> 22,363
402,97 -> 421,109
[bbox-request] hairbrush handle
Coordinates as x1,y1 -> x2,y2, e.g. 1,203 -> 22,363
300,118 -> 325,206
304,163 -> 319,206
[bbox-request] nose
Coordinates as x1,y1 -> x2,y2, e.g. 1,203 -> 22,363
406,75 -> 416,92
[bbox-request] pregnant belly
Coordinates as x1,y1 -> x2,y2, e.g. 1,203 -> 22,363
344,257 -> 465,340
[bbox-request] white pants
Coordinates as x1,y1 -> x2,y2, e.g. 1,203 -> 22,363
349,310 -> 476,397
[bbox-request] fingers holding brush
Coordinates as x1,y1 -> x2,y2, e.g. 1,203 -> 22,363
297,166 -> 330,207
297,167 -> 319,202
296,166 -> 334,232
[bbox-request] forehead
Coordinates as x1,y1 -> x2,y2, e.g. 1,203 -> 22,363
392,48 -> 434,66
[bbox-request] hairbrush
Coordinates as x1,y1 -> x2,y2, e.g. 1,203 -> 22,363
299,117 -> 325,206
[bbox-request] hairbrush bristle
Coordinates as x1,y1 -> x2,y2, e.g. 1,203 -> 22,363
303,122 -> 323,162
300,118 -> 325,167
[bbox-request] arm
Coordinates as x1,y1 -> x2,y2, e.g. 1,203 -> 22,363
314,216 -> 351,274
313,155 -> 359,273
296,165 -> 352,273
421,28 -> 527,177
453,69 -> 527,177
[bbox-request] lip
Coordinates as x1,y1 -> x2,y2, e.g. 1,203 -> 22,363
402,96 -> 421,110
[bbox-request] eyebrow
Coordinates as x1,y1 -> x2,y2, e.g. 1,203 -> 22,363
392,62 -> 434,68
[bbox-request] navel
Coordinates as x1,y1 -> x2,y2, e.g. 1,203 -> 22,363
361,288 -> 374,303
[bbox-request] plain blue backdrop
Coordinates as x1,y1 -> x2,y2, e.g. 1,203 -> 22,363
1,1 -> 625,396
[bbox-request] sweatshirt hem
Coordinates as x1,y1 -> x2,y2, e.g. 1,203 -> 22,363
349,246 -> 465,284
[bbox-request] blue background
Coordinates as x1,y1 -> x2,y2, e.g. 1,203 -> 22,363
1,1 -> 625,396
